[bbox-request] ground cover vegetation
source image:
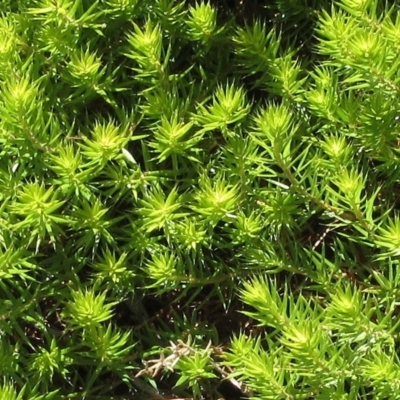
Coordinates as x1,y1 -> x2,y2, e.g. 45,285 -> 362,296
1,0 -> 400,399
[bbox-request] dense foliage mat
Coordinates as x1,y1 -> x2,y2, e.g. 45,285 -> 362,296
2,0 -> 400,399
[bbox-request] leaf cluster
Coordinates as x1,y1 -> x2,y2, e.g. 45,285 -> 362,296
2,0 -> 400,399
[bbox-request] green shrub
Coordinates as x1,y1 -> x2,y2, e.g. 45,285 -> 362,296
1,0 -> 400,399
